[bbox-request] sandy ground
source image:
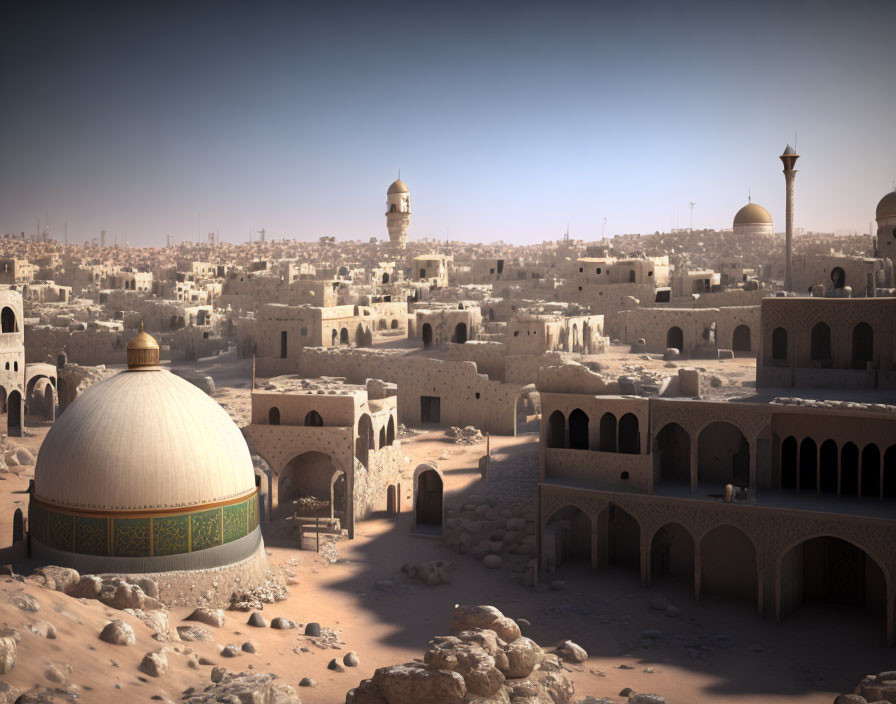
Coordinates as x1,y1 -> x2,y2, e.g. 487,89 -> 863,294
0,350 -> 892,703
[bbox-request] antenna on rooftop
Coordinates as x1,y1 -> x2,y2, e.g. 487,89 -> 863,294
689,202 -> 696,231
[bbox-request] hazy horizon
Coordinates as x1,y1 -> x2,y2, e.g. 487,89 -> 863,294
1,0 -> 894,246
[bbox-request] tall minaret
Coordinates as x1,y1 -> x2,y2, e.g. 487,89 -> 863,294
385,177 -> 410,248
780,145 -> 799,291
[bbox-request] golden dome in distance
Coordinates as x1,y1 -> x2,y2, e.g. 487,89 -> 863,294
127,322 -> 160,369
876,191 -> 896,220
387,178 -> 409,195
733,202 -> 773,226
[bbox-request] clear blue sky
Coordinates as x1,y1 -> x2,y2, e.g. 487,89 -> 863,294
1,0 -> 894,245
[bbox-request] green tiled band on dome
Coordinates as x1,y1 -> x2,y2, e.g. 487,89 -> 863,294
29,491 -> 259,559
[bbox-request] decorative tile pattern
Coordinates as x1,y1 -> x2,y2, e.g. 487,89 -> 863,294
152,514 -> 189,556
47,512 -> 74,552
75,516 -> 108,556
114,517 -> 151,557
222,502 -> 247,544
190,508 -> 222,552
29,492 -> 258,558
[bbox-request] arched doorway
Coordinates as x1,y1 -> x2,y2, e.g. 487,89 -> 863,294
515,388 -> 540,435
861,444 -> 881,498
568,408 -> 589,450
651,523 -> 694,585
340,327 -> 350,346
453,322 -> 468,344
422,323 -> 433,348
618,413 -> 639,454
666,326 -> 683,352
778,537 -> 886,631
382,272 -> 390,284
356,414 -> 374,467
772,327 -> 788,361
701,525 -> 757,602
799,438 -> 817,492
884,445 -> 896,499
830,267 -> 846,289
415,469 -> 442,527
547,410 -> 565,448
386,484 -> 399,514
851,322 -> 873,369
781,436 -> 797,489
305,410 -> 323,426
654,422 -> 690,486
811,322 -> 832,362
599,503 -> 640,571
278,451 -> 336,515
7,390 -> 22,437
331,471 -> 347,524
543,506 -> 592,573
841,442 -> 859,496
268,407 -> 280,425
732,325 -> 751,353
698,422 -> 749,488
386,416 -> 396,446
1,307 -> 17,333
599,412 -> 617,452
819,440 -> 838,493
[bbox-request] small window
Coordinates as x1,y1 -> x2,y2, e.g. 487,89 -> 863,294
579,267 -> 583,273
578,286 -> 582,291
648,271 -> 654,277
300,327 -> 307,336
514,331 -> 519,337
620,471 -> 629,480
596,267 -> 601,274
475,393 -> 480,399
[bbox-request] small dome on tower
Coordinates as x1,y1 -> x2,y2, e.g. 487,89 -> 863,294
733,202 -> 773,227
127,323 -> 160,369
782,144 -> 796,155
387,179 -> 409,195
876,190 -> 896,220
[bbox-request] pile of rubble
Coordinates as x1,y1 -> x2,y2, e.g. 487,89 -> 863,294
229,575 -> 290,611
772,397 -> 896,415
345,604 -> 582,704
447,425 -> 485,445
835,670 -> 896,703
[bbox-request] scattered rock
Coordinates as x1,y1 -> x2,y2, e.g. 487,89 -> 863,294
450,604 -> 521,642
328,658 -> 345,672
629,694 -> 666,704
298,677 -> 316,687
220,645 -> 241,658
402,560 -> 454,586
176,625 -> 212,642
179,672 -> 300,703
28,566 -> 79,593
344,651 -> 360,667
304,622 -> 321,637
554,639 -> 588,664
99,620 -> 135,646
211,666 -> 226,683
27,621 -> 57,639
185,607 -> 225,628
0,632 -> 17,675
247,611 -> 268,628
270,617 -> 295,630
68,575 -> 103,599
9,592 -> 40,612
139,651 -> 169,677
241,641 -> 257,654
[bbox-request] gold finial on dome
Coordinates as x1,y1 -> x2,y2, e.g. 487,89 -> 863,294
127,321 -> 160,369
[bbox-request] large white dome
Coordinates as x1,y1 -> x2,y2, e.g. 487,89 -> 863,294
35,368 -> 255,512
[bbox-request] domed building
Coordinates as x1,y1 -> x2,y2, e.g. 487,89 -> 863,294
733,200 -> 773,236
876,189 -> 896,254
29,327 -> 267,603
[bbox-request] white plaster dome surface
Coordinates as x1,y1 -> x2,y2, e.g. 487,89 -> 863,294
34,369 -> 255,511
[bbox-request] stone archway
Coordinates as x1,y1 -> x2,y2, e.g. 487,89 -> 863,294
422,323 -> 433,348
700,525 -> 757,603
543,505 -> 592,573
777,536 -> 887,635
650,522 -> 695,586
277,451 -> 337,516
7,390 -> 22,437
356,414 -> 374,468
598,503 -> 640,572
666,326 -> 684,352
453,322 -> 468,344
732,324 -> 751,353
698,421 -> 749,488
414,466 -> 443,528
654,422 -> 690,486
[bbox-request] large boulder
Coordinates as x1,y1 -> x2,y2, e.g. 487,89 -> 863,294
27,566 -> 80,593
0,631 -> 18,674
68,575 -> 103,599
424,636 -> 504,697
855,671 -> 896,703
501,637 -> 544,678
372,664 -> 466,704
553,640 -> 587,664
99,620 -> 135,646
181,672 -> 299,703
450,605 -> 521,643
185,607 -> 225,628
